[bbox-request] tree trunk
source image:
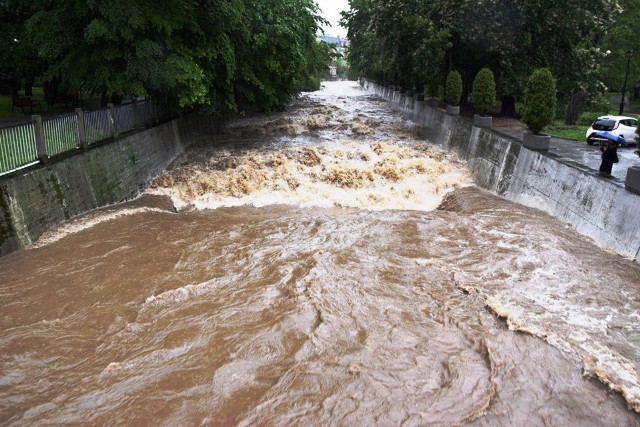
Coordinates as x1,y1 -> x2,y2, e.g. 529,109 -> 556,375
500,95 -> 516,117
565,90 -> 588,125
24,80 -> 34,96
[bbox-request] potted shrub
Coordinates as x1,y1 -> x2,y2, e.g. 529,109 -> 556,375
470,67 -> 496,127
522,68 -> 556,151
627,120 -> 640,194
635,119 -> 639,157
445,70 -> 462,115
413,85 -> 424,101
426,80 -> 439,106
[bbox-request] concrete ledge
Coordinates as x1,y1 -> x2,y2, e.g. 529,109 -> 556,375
625,167 -> 640,195
446,105 -> 460,115
522,131 -> 550,151
473,114 -> 492,128
0,113 -> 219,256
364,79 -> 640,264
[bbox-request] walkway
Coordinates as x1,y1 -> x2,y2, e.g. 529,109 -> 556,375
491,116 -> 640,186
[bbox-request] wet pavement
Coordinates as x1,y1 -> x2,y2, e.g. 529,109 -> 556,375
492,116 -> 640,185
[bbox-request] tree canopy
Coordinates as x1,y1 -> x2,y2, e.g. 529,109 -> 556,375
341,0 -> 447,91
1,0 -> 332,113
342,0 -> 633,105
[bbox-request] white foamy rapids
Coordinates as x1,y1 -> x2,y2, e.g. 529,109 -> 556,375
487,292 -> 640,412
148,141 -> 472,212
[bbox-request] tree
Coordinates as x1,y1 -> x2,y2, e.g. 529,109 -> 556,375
343,0 -> 619,107
445,70 -> 462,106
10,0 -> 326,112
523,68 -> 557,134
20,0 -> 243,108
233,0 -> 328,111
341,0 -> 447,90
0,0 -> 41,95
469,68 -> 496,116
598,0 -> 640,94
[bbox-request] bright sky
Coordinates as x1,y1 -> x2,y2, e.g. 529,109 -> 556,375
315,0 -> 350,37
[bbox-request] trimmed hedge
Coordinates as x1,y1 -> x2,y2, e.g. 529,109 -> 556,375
470,68 -> 496,116
523,68 -> 557,134
445,71 -> 462,106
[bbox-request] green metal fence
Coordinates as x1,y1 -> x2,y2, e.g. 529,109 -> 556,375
43,113 -> 80,157
0,122 -> 38,174
0,98 -> 167,176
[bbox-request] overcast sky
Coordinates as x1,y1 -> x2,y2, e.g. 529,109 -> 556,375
315,0 -> 350,37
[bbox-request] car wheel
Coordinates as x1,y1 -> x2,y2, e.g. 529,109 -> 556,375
586,138 -> 595,145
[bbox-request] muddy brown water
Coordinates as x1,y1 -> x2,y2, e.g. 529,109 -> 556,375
1,82 -> 639,426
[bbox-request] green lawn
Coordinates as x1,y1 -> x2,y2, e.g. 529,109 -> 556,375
544,120 -> 588,142
0,87 -> 48,119
0,87 -> 106,120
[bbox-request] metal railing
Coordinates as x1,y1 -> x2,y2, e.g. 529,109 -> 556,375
0,98 -> 171,176
43,112 -> 79,157
0,122 -> 39,173
83,109 -> 112,144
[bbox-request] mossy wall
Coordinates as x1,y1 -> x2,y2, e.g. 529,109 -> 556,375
0,114 -> 218,256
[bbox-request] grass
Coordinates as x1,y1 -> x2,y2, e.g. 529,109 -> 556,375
544,120 -> 588,142
0,87 -> 48,119
0,87 -> 106,120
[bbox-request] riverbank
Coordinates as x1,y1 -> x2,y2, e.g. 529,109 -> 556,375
363,80 -> 640,263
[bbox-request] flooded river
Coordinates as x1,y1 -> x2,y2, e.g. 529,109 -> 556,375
1,82 -> 640,426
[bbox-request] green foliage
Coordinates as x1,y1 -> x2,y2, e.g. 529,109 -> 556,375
6,0 -> 326,114
544,120 -> 588,141
343,0 -> 619,105
0,2 -> 42,94
574,94 -> 613,125
445,71 -> 462,106
470,68 -> 496,115
598,0 -> 640,92
577,111 -> 602,126
589,93 -> 614,116
341,0 -> 447,90
523,68 -> 557,134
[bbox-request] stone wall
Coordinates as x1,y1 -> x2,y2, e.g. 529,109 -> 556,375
364,80 -> 640,263
0,113 -> 218,256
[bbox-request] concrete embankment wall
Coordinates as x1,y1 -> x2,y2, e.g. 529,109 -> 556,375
0,114 -> 218,256
364,80 -> 640,263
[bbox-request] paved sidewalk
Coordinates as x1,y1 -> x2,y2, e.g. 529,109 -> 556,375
492,117 -> 640,186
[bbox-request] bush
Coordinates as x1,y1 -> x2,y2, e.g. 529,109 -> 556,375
299,75 -> 321,92
522,68 -> 557,134
555,102 -> 567,120
589,93 -> 613,117
577,111 -> 601,126
469,68 -> 496,116
445,70 -> 462,106
564,90 -> 588,125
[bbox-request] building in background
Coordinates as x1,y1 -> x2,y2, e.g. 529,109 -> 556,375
317,35 -> 350,80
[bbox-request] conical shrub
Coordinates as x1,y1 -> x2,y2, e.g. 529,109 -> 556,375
445,70 -> 462,106
523,68 -> 557,134
470,68 -> 496,116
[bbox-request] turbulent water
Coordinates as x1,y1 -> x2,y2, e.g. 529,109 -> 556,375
1,82 -> 640,426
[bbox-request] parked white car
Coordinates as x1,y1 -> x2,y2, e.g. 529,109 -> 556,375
586,115 -> 638,146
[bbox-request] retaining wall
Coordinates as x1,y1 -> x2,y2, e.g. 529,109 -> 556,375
364,80 -> 640,263
0,113 -> 218,256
